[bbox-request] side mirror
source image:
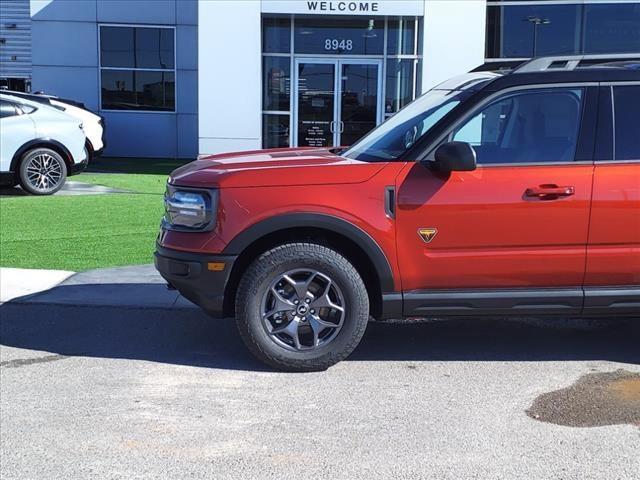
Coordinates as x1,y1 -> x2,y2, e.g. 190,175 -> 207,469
430,141 -> 477,172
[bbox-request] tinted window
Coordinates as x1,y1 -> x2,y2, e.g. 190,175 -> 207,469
294,17 -> 384,55
0,100 -> 18,118
101,71 -> 175,111
584,4 -> 640,54
614,86 -> 640,160
453,89 -> 583,164
263,16 -> 291,53
387,17 -> 416,55
385,59 -> 415,115
486,4 -> 581,58
263,114 -> 290,148
263,56 -> 290,111
100,26 -> 175,111
100,26 -> 174,69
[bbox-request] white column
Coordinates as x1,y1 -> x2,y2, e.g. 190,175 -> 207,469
198,0 -> 262,155
421,0 -> 487,92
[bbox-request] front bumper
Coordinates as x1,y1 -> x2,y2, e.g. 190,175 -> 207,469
154,245 -> 237,318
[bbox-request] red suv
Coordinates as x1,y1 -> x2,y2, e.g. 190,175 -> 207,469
156,57 -> 640,371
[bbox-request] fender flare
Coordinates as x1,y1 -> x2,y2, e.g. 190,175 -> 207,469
10,138 -> 73,172
223,213 -> 396,292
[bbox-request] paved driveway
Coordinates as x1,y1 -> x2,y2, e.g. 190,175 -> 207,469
1,298 -> 638,480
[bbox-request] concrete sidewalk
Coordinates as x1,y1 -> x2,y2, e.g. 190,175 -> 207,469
0,265 -> 196,309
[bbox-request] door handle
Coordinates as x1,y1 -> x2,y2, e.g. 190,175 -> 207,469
525,184 -> 575,199
339,121 -> 345,133
329,121 -> 335,133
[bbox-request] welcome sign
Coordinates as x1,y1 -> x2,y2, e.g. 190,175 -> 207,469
262,0 -> 424,16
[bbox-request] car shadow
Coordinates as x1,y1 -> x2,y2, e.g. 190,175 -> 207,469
1,283 -> 638,372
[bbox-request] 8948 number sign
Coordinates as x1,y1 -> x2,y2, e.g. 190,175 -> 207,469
324,39 -> 353,51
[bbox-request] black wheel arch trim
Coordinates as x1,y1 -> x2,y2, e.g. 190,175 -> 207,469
222,213 -> 396,293
10,138 -> 74,172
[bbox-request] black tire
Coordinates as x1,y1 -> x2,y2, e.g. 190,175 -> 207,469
19,148 -> 67,195
236,243 -> 370,372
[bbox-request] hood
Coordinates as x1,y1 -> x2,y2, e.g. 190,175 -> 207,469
169,147 -> 386,188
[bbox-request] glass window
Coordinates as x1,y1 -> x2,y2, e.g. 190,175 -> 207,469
386,59 -> 414,114
263,56 -> 290,111
387,17 -> 415,55
263,16 -> 291,53
294,17 -> 384,55
0,100 -> 18,118
584,4 -> 640,54
100,26 -> 175,111
344,88 -> 478,162
263,114 -> 290,148
452,88 -> 583,164
101,71 -> 175,111
486,4 -> 582,58
100,26 -> 174,69
614,86 -> 640,161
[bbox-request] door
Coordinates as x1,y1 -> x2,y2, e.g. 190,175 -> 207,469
338,60 -> 382,146
396,86 -> 595,315
294,59 -> 381,148
583,84 -> 640,314
0,100 -> 35,172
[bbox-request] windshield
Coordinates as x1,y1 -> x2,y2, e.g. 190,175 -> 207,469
343,88 -> 476,162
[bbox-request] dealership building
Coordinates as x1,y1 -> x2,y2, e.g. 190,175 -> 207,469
11,0 -> 640,158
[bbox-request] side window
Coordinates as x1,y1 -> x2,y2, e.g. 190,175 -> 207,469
0,100 -> 18,119
452,88 -> 584,164
613,86 -> 640,161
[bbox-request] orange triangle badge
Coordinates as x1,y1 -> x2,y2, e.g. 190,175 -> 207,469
418,228 -> 438,244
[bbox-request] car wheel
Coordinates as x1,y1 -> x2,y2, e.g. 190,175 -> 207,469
19,148 -> 67,195
236,243 -> 370,372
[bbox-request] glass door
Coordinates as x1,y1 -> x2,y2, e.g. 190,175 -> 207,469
338,60 -> 382,146
294,58 -> 382,148
295,59 -> 338,148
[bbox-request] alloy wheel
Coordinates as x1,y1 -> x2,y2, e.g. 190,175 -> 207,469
260,269 -> 346,352
24,153 -> 64,193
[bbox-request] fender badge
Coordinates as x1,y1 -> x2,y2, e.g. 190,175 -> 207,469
418,228 -> 438,244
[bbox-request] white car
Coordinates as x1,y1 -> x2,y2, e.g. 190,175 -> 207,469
0,93 -> 88,195
2,90 -> 105,160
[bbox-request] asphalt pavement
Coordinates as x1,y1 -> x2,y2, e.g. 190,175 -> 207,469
1,296 -> 639,480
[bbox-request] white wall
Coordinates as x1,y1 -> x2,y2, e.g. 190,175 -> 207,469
198,0 -> 262,155
421,0 -> 487,92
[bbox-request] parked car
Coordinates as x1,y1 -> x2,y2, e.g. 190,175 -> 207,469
155,56 -> 640,371
0,93 -> 88,195
1,90 -> 105,161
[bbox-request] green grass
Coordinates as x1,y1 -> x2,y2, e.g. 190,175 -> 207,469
0,169 -> 169,271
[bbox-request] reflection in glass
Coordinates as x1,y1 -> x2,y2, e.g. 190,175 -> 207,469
101,70 -> 175,111
263,16 -> 291,53
453,89 -> 583,164
263,114 -> 290,148
387,17 -> 416,55
486,5 -> 581,58
386,59 -> 414,114
614,86 -> 640,161
295,17 -> 383,55
263,57 -> 291,111
340,64 -> 379,146
101,26 -> 174,69
135,28 -> 174,69
100,27 -> 135,67
584,4 -> 640,54
297,63 -> 335,148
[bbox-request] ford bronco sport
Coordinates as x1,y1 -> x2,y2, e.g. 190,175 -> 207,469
156,56 -> 640,371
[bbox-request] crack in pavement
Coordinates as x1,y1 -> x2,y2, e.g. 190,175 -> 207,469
0,354 -> 69,369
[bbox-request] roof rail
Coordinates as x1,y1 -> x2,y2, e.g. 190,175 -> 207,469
513,54 -> 640,73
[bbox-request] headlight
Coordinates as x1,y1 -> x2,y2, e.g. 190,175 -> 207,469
163,185 -> 217,231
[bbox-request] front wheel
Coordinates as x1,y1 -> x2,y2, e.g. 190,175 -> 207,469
236,243 -> 370,372
19,148 -> 67,195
